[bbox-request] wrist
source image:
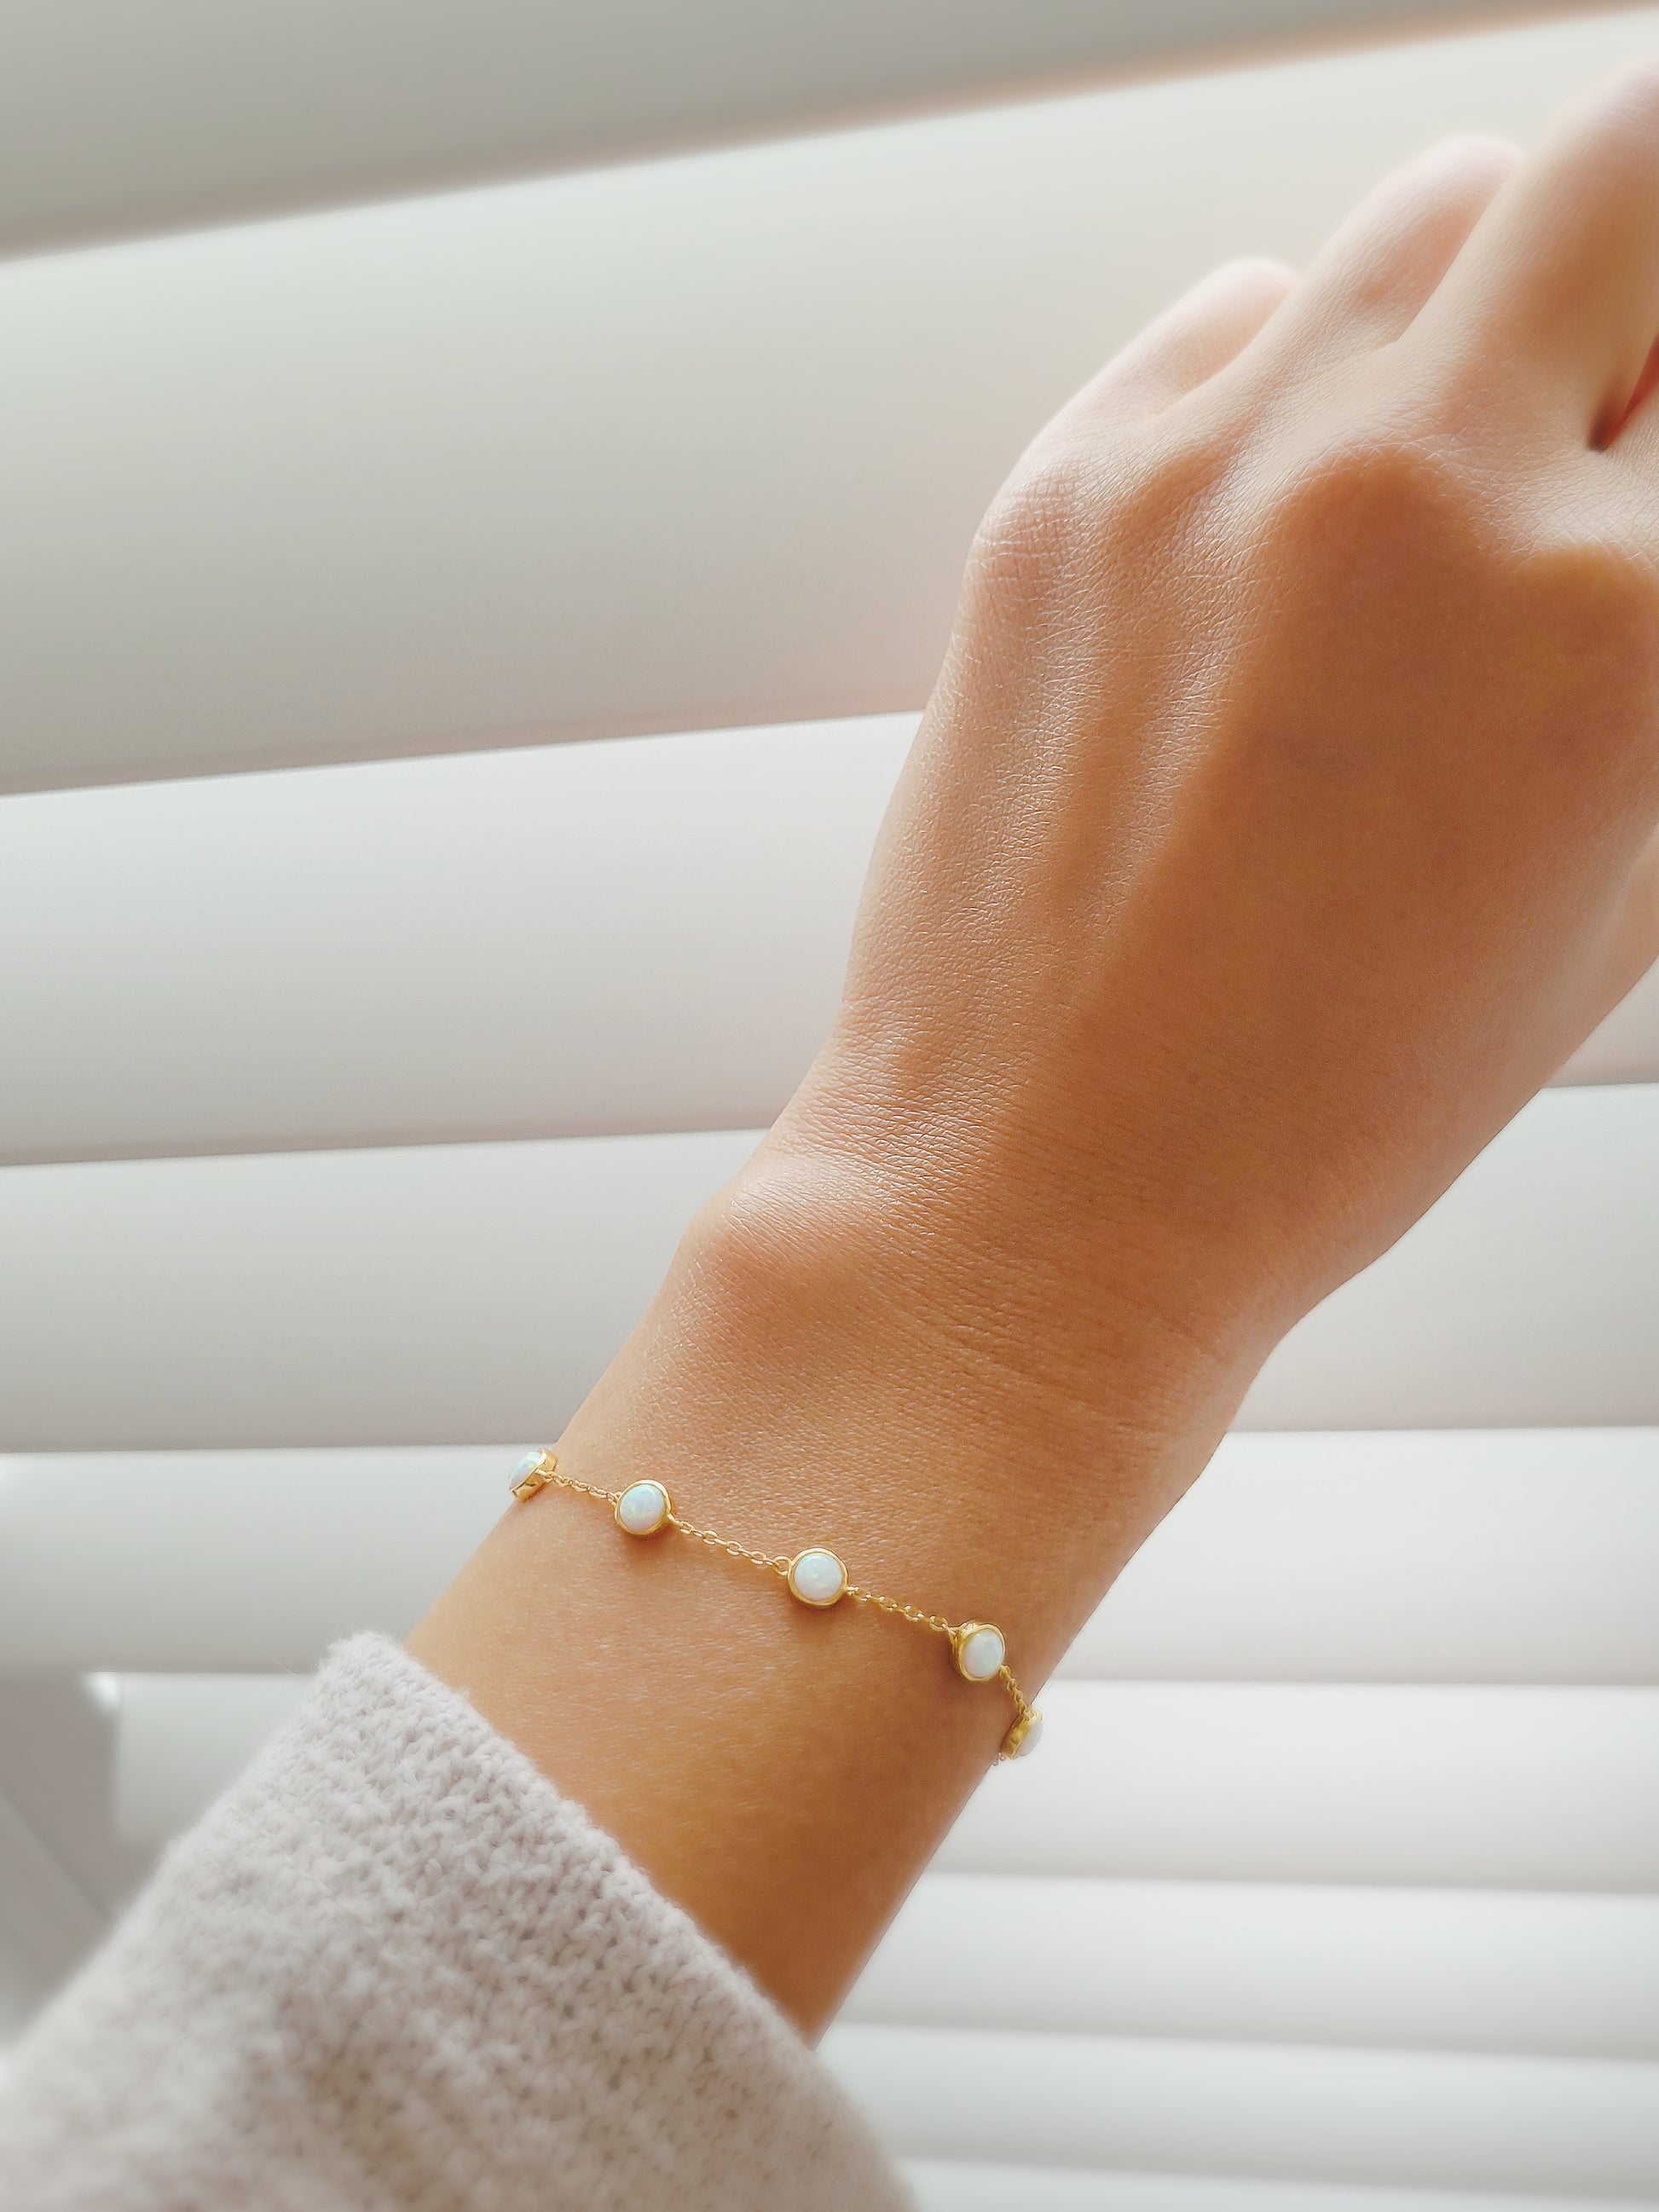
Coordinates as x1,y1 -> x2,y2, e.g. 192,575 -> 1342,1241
630,1100 -> 1254,1660
732,1046 -> 1266,1460
414,1058 -> 1254,2030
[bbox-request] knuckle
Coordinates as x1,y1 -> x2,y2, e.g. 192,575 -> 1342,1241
1262,422 -> 1479,552
1209,253 -> 1297,302
974,437 -> 1113,578
1263,418 -> 1659,625
1529,523 -> 1659,673
1510,526 -> 1659,796
1250,412 -> 1580,615
972,420 -> 1223,604
1595,55 -> 1659,143
1420,132 -> 1518,185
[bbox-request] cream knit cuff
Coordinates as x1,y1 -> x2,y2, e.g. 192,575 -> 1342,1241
0,1633 -> 909,2212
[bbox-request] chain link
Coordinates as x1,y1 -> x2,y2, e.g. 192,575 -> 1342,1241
845,1584 -> 953,1638
546,1469 -> 617,1510
667,1514 -> 791,1578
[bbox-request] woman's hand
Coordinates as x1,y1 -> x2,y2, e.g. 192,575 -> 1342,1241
771,86 -> 1659,1416
415,70 -> 1659,2031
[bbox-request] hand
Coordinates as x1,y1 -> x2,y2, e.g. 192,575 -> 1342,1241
769,88 -> 1659,1414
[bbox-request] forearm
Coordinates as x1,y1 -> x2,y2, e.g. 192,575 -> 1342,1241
408,1121 -> 1248,2031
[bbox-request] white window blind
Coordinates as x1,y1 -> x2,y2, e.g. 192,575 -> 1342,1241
3,6 -> 1658,2203
0,0 -> 1589,260
6,9 -> 1659,795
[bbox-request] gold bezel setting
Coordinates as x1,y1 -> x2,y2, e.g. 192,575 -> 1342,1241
952,1621 -> 1007,1683
1001,1708 -> 1043,1759
787,1548 -> 848,1608
510,1448 -> 556,1502
614,1479 -> 673,1537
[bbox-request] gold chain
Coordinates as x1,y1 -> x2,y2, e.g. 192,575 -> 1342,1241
666,1511 -> 792,1578
845,1583 -> 952,1635
511,1451 -> 1040,1761
540,1469 -> 614,1509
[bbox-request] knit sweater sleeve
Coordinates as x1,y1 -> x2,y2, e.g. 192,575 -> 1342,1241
0,1635 -> 910,2212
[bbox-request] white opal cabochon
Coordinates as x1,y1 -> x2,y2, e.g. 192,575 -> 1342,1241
958,1626 -> 1006,1681
616,1480 -> 671,1535
788,1549 -> 847,1606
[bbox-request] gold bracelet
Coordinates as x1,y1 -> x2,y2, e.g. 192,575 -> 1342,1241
509,1448 -> 1043,1760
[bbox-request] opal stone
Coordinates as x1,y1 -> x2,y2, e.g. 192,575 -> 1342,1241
788,1548 -> 847,1607
615,1480 -> 671,1536
509,1448 -> 552,1499
1013,1712 -> 1043,1757
957,1625 -> 1006,1682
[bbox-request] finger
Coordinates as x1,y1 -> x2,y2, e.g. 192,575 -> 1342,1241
1418,59 -> 1659,441
1264,136 -> 1517,355
1072,257 -> 1295,426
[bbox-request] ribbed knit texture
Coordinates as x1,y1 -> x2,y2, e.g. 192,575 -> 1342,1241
0,1636 -> 909,2211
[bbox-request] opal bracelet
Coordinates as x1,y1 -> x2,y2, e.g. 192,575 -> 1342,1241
509,1448 -> 1043,1760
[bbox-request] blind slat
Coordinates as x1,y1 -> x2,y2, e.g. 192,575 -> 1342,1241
936,1683 -> 1659,1891
846,1874 -> 1659,2059
903,2164 -> 1642,2212
0,723 -> 904,1166
1062,1429 -> 1659,1685
0,1789 -> 101,1992
824,2025 -> 1659,2197
0,1 -> 1610,259
8,11 -> 1659,793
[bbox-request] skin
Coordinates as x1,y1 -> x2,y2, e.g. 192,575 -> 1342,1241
411,66 -> 1659,2035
